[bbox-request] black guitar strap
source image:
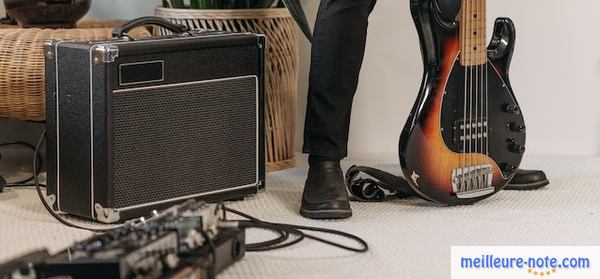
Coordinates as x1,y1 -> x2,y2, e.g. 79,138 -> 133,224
344,165 -> 416,202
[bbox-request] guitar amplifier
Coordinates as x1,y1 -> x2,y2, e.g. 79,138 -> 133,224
44,17 -> 265,223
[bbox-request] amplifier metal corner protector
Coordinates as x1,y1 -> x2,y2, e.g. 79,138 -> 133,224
44,31 -> 266,223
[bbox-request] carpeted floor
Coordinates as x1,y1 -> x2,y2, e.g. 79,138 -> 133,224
0,155 -> 599,278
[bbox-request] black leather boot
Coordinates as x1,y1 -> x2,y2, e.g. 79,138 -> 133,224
300,160 -> 352,219
505,169 -> 549,190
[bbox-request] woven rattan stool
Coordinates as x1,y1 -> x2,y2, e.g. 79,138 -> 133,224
0,20 -> 150,121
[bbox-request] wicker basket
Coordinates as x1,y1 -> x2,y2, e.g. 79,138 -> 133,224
0,20 -> 150,121
155,7 -> 299,172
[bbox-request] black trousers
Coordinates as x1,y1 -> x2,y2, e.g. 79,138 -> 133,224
302,0 -> 378,159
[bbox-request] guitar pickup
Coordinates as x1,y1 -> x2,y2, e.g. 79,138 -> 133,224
452,118 -> 488,151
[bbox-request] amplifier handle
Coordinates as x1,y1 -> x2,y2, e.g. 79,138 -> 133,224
112,16 -> 189,38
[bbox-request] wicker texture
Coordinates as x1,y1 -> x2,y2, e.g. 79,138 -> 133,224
155,8 -> 299,171
0,20 -> 149,121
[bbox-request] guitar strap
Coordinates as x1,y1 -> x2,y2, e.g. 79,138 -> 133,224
344,165 -> 416,202
346,165 -> 546,202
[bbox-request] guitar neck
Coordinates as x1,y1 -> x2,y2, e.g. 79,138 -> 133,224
460,0 -> 487,66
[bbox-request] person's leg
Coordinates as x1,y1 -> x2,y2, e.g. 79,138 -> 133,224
301,0 -> 377,219
303,0 -> 377,159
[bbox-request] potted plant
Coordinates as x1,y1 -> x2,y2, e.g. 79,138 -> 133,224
155,0 -> 310,171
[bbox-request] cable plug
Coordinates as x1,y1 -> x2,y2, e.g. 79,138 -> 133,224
217,220 -> 241,229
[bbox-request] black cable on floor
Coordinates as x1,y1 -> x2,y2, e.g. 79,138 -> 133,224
239,221 -> 306,251
32,129 -> 119,233
0,141 -> 43,187
242,223 -> 293,251
223,206 -> 369,253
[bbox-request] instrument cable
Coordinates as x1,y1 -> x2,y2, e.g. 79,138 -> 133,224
223,206 -> 369,253
28,129 -> 368,252
0,140 -> 44,187
32,129 -> 119,233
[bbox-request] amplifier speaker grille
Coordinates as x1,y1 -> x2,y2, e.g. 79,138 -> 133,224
111,76 -> 258,208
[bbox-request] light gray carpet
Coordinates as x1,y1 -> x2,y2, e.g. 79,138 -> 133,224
0,155 -> 599,278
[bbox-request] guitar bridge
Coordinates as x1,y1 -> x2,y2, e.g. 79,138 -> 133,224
451,165 -> 494,198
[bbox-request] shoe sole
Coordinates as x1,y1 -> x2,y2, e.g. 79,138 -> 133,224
504,179 -> 550,191
299,208 -> 352,220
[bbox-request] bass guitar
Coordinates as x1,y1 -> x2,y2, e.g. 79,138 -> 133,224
399,0 -> 526,205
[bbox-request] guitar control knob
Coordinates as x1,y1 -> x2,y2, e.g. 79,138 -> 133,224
503,163 -> 517,172
504,104 -> 520,115
509,122 -> 526,132
510,142 -> 526,154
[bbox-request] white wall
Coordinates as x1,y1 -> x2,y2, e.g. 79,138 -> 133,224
296,0 -> 600,157
87,0 -> 160,19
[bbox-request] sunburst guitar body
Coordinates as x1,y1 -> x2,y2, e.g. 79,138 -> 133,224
400,0 -> 526,205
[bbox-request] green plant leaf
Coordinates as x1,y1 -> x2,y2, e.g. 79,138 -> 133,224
281,0 -> 312,42
163,0 -> 186,8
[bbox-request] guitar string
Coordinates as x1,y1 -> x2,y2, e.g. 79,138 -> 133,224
470,0 -> 479,190
478,0 -> 484,189
478,0 -> 484,187
461,0 -> 466,193
476,0 -> 481,188
464,0 -> 468,192
480,0 -> 486,187
474,0 -> 480,189
485,0 -> 489,159
468,0 -> 474,191
480,0 -> 486,189
463,0 -> 469,192
468,0 -> 473,192
482,0 -> 487,188
476,0 -> 484,190
482,1 -> 491,187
